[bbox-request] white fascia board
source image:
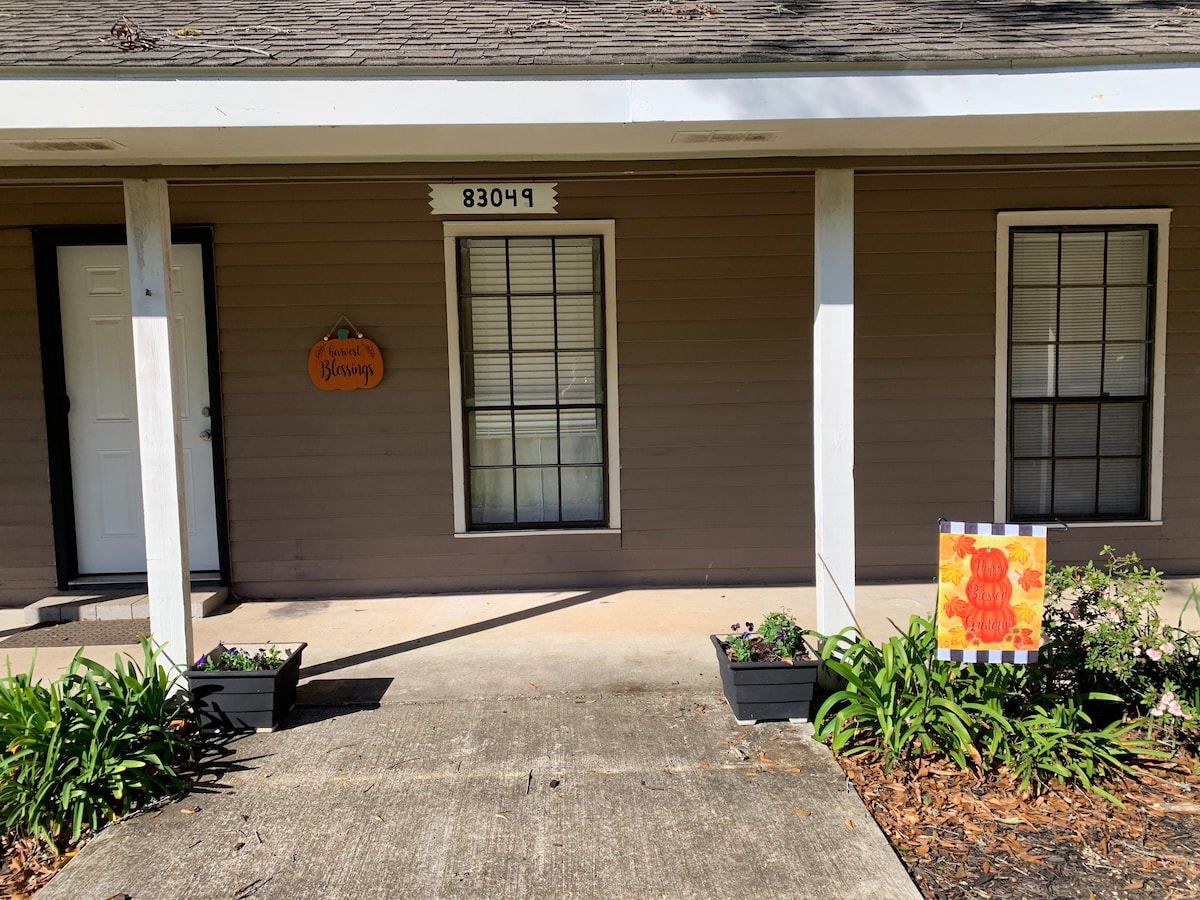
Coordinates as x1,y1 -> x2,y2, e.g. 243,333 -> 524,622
5,64 -> 1200,163
5,65 -> 1200,130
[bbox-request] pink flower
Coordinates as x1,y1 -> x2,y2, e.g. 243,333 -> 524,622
1147,648 -> 1163,661
1161,642 -> 1176,655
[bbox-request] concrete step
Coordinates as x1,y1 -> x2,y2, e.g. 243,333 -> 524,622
25,587 -> 228,625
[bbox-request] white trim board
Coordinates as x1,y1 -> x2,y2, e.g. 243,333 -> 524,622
7,65 -> 1200,164
993,208 -> 1170,526
442,219 -> 621,535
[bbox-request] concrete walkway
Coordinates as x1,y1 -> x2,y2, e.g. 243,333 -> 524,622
37,699 -> 918,900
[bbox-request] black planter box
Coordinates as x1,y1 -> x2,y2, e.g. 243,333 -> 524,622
186,642 -> 307,733
711,634 -> 820,725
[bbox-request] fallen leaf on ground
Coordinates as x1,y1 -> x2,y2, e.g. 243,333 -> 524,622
794,809 -> 811,816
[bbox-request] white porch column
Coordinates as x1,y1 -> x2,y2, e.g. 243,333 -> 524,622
813,169 -> 857,636
124,178 -> 193,671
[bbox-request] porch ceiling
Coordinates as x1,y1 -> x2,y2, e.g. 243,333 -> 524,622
3,65 -> 1200,166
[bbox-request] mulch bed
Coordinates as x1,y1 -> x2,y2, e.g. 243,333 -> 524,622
840,751 -> 1200,900
1,834 -> 72,899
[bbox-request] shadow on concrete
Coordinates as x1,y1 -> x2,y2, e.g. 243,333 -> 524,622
185,736 -> 270,797
285,689 -> 395,728
294,677 -> 394,722
298,588 -> 618,679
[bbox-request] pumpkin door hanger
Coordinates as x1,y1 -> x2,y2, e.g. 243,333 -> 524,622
308,318 -> 384,392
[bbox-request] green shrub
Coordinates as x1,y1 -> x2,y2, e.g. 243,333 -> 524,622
813,609 -> 1169,802
0,638 -> 195,849
813,615 -> 1011,772
1006,695 -> 1161,804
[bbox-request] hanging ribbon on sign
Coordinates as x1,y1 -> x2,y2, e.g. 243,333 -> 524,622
307,316 -> 384,391
935,520 -> 1048,664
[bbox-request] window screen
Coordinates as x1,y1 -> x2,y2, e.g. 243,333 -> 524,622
1008,226 -> 1155,520
458,236 -> 606,529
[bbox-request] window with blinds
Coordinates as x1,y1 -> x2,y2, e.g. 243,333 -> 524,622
1008,226 -> 1156,521
457,236 -> 606,529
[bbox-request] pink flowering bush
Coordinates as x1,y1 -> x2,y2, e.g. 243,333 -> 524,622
1042,548 -> 1200,749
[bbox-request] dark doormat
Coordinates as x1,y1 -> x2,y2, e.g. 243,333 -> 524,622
0,618 -> 152,648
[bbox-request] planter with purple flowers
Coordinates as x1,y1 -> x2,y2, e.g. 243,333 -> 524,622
186,642 -> 307,733
712,612 -> 820,725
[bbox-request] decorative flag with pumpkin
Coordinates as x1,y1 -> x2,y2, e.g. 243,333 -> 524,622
936,521 -> 1048,663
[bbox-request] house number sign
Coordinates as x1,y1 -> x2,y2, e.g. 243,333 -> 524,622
428,183 -> 558,215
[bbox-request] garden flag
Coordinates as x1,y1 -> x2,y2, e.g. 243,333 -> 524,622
936,521 -> 1048,664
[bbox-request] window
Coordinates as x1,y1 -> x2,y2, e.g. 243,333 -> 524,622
444,222 -> 619,532
996,210 -> 1168,523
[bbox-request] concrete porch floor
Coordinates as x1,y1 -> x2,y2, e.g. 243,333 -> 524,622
1,579 -> 1196,694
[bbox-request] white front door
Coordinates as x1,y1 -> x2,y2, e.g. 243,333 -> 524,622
58,244 -> 220,574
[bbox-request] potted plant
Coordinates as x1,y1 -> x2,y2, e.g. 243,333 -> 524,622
186,642 -> 307,733
711,611 -> 820,725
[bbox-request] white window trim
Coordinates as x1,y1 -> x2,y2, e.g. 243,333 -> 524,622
443,219 -> 621,536
994,208 -> 1170,525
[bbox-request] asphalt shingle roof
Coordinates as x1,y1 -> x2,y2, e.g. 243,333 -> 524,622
2,0 -> 1200,69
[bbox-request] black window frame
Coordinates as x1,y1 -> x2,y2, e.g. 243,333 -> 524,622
1006,224 -> 1157,523
456,234 -> 609,531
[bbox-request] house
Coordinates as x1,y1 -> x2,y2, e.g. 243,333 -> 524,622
3,0 -> 1200,665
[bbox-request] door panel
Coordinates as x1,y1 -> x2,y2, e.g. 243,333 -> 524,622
58,244 -> 219,574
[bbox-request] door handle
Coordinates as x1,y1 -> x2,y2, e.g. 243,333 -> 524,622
200,429 -> 212,442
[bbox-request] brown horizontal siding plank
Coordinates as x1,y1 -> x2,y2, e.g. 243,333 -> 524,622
226,471 -> 451,501
222,433 -> 451,459
620,318 -> 804,343
621,382 -> 805,408
621,466 -> 809,493
625,507 -> 805,531
616,216 -> 810,240
620,401 -> 806,429
621,423 -> 808,450
215,262 -> 446,287
222,389 -> 449,418
218,325 -> 445,352
621,484 -> 806,512
217,303 -> 447,330
619,298 -> 811,323
619,363 -> 809,387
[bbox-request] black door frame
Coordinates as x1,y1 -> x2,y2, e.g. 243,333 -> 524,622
32,225 -> 232,590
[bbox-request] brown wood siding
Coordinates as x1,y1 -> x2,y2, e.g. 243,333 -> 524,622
0,202 -> 105,605
4,163 -> 1200,603
172,175 -> 812,597
855,167 -> 1200,580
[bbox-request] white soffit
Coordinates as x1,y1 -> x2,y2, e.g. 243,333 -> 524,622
3,64 -> 1200,163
